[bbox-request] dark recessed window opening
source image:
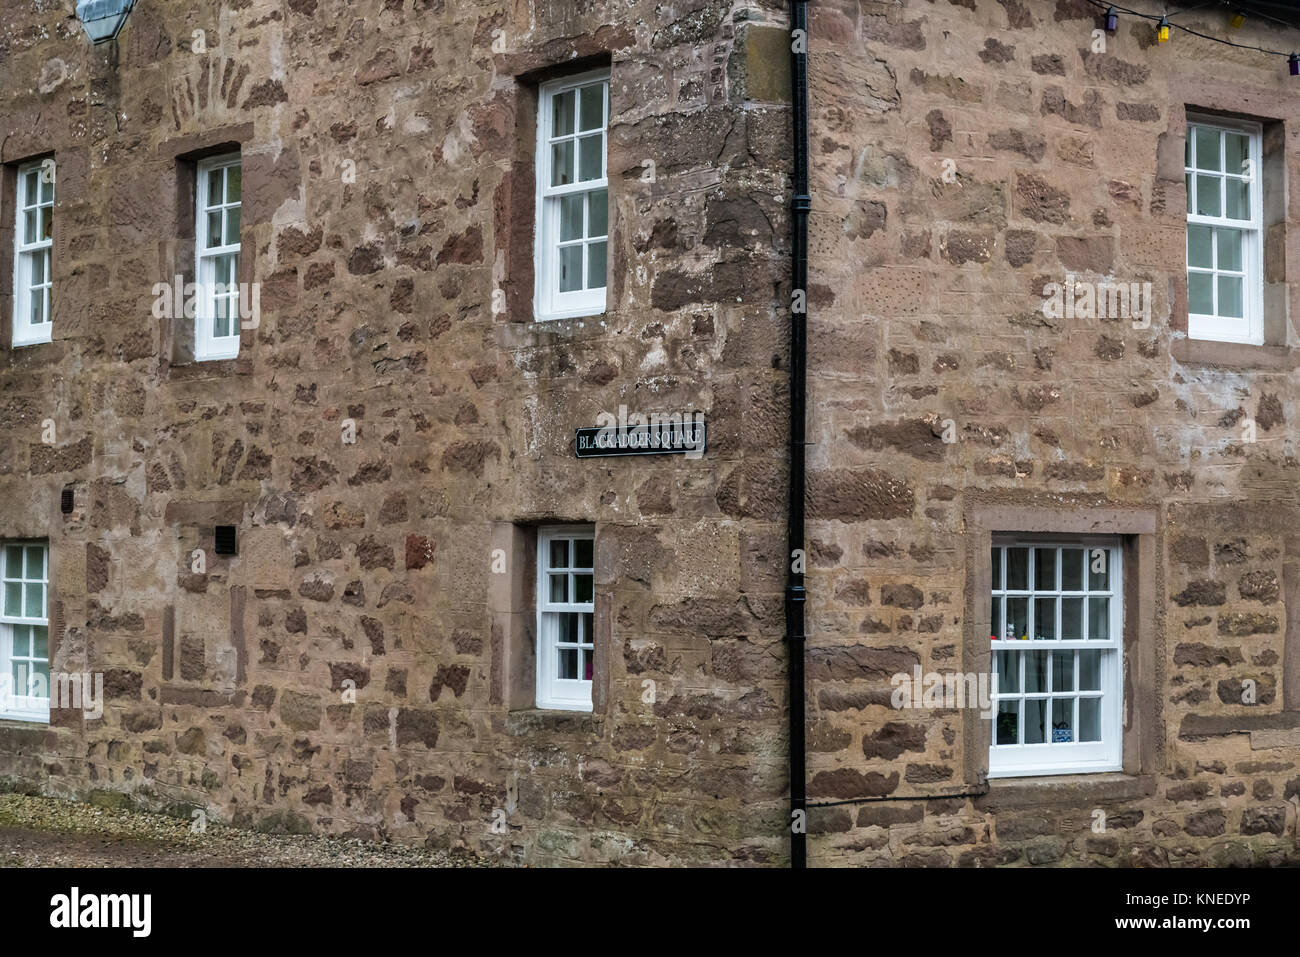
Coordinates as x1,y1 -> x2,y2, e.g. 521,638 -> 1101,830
60,487 -> 74,514
214,525 -> 238,556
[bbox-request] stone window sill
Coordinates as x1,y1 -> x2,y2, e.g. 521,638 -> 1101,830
505,708 -> 602,737
974,772 -> 1154,811
498,313 -> 611,348
1171,337 -> 1297,371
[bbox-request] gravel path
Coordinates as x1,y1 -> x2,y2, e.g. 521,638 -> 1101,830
0,793 -> 495,867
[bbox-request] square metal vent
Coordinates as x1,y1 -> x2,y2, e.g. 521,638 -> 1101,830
214,525 -> 238,556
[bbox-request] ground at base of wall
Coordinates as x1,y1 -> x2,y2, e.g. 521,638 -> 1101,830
0,794 -> 500,868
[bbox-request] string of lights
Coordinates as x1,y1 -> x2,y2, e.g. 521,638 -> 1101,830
1082,0 -> 1300,74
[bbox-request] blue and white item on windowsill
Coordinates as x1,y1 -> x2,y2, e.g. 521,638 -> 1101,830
1051,722 -> 1073,743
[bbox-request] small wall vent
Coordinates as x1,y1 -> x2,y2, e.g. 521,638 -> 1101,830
214,525 -> 238,556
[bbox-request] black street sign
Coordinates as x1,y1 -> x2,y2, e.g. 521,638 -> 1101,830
574,417 -> 706,458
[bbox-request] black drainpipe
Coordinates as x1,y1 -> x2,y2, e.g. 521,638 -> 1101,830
787,0 -> 810,870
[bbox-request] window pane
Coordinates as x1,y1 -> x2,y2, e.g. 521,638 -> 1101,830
226,164 -> 242,203
1060,549 -> 1083,590
1006,547 -> 1028,590
559,194 -> 583,242
1088,596 -> 1110,640
1218,275 -> 1243,318
1225,178 -> 1249,220
574,573 -> 593,604
1006,597 -> 1027,641
213,304 -> 231,338
1025,651 -> 1047,693
11,625 -> 29,655
573,538 -> 593,568
207,211 -> 224,248
549,573 -> 567,602
1051,698 -> 1073,742
1061,597 -> 1083,639
588,189 -> 608,237
23,209 -> 37,245
25,547 -> 42,580
549,539 -> 568,569
41,172 -> 53,203
1052,651 -> 1074,691
578,134 -> 603,182
995,650 -> 1019,693
558,647 -> 578,679
30,252 -> 45,285
5,545 -> 21,575
990,547 -> 1002,590
582,612 -> 593,645
1187,225 -> 1212,269
1024,699 -> 1047,744
996,701 -> 1019,745
1194,127 -> 1221,171
32,625 -> 47,659
559,244 -> 582,292
207,168 -> 224,207
23,170 -> 37,202
1088,550 -> 1109,590
587,241 -> 606,289
40,206 -> 52,241
1188,271 -> 1213,314
1185,173 -> 1192,214
1224,132 -> 1248,174
1079,697 -> 1101,741
989,596 -> 1001,639
552,90 -> 575,137
579,84 -> 604,131
551,140 -> 573,187
1033,547 -> 1056,590
1050,647 -> 1071,691
1195,174 -> 1220,217
1079,651 -> 1102,690
4,582 -> 19,617
29,660 -> 49,698
30,290 -> 43,326
225,207 -> 241,245
1034,597 -> 1056,640
559,613 -> 579,644
582,649 -> 593,681
1217,227 -> 1242,271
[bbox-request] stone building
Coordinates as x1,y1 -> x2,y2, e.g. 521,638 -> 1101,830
0,0 -> 1298,867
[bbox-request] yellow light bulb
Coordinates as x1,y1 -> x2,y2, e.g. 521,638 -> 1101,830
1230,12 -> 1246,29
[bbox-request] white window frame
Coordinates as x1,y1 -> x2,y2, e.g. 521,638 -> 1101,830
12,159 -> 54,348
195,153 -> 243,362
534,69 -> 610,321
988,538 -> 1122,778
535,526 -> 595,711
0,541 -> 49,723
1185,114 -> 1264,345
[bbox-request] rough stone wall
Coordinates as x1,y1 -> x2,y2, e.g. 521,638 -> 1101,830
0,0 -> 794,866
805,0 -> 1300,865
